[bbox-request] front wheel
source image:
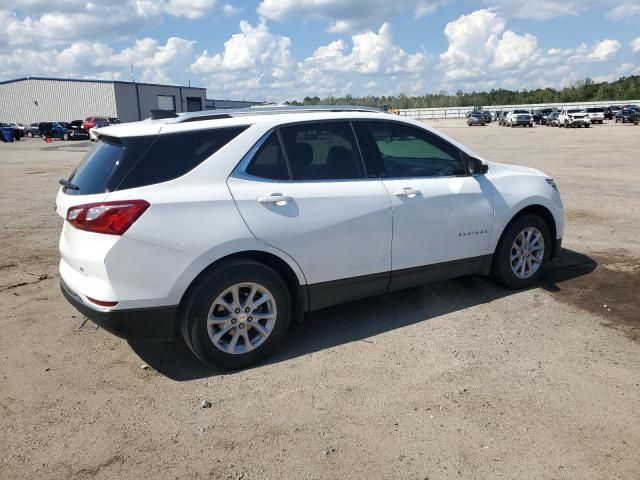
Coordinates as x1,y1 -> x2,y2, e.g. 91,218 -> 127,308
491,214 -> 551,289
181,259 -> 292,369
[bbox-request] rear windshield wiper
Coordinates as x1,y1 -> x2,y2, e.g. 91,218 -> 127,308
59,179 -> 79,190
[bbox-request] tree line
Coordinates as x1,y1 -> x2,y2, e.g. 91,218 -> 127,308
283,75 -> 640,109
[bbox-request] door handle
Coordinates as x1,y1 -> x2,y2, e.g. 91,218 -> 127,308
393,187 -> 420,199
257,193 -> 293,206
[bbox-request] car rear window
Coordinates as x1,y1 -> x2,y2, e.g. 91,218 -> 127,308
65,126 -> 247,195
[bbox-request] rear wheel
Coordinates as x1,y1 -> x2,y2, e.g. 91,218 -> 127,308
181,259 -> 292,369
491,214 -> 551,289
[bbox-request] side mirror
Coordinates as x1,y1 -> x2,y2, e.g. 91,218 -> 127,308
469,156 -> 489,175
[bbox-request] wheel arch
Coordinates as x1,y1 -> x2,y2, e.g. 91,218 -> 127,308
178,249 -> 309,320
497,204 -> 559,258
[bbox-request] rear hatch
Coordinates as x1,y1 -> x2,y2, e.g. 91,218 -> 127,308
56,133 -> 158,302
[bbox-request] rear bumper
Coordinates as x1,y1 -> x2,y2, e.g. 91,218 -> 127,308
60,280 -> 178,341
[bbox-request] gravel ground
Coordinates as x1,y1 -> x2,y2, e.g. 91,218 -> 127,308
0,120 -> 638,479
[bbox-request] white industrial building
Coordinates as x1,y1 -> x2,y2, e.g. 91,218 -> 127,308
0,77 -> 261,124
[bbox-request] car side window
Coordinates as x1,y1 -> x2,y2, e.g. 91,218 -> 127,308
279,121 -> 365,180
365,121 -> 467,178
245,132 -> 290,180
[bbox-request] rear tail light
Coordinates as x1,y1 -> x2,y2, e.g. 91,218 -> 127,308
66,200 -> 150,235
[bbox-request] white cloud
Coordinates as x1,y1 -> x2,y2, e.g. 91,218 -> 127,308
301,23 -> 426,75
439,9 -> 521,79
0,1 -> 219,46
191,21 -> 293,75
222,3 -> 239,16
492,30 -> 537,69
631,37 -> 640,53
0,37 -> 194,85
482,0 -> 595,19
191,21 -> 296,97
606,3 -> 640,21
568,39 -> 620,62
257,0 -> 444,32
1,6 -> 146,46
133,0 -> 217,19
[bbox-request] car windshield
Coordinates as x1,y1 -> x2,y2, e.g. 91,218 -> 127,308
59,122 -> 70,128
568,110 -> 583,114
586,108 -> 603,112
471,114 -> 483,118
513,110 -> 529,114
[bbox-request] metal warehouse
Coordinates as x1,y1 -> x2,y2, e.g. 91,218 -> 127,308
0,77 -> 208,124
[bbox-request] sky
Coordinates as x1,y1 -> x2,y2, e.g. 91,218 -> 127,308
1,1 -> 639,101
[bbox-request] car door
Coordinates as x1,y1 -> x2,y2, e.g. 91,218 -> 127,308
357,120 -> 495,291
227,121 -> 393,310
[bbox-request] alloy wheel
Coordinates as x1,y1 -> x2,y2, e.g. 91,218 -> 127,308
510,227 -> 545,279
207,282 -> 277,354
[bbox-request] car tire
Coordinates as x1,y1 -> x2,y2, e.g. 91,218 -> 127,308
491,213 -> 552,290
27,131 -> 33,138
180,259 -> 292,369
62,133 -> 69,140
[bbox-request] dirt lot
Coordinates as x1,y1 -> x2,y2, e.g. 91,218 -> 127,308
1,120 -> 639,479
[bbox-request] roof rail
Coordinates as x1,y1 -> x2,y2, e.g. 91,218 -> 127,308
168,105 -> 388,123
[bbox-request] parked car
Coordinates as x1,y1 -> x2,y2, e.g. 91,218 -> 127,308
506,109 -> 534,127
545,112 -> 560,127
467,113 -> 487,126
481,111 -> 492,123
7,122 -> 26,136
585,107 -> 605,124
614,109 -> 639,124
497,111 -> 508,126
82,116 -> 118,131
603,107 -> 614,120
536,108 -> 555,125
56,105 -> 564,368
89,118 -> 111,141
609,106 -> 622,119
26,123 -> 42,137
67,120 -> 90,140
558,109 -> 590,128
39,122 -> 79,140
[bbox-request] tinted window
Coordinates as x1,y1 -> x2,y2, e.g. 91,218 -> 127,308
245,133 -> 290,180
117,126 -> 247,190
279,122 -> 364,180
366,121 -> 466,178
66,127 -> 246,195
65,136 -> 154,195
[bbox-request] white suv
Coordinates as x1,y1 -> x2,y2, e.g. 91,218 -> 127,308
585,107 -> 605,124
558,109 -> 591,128
56,106 -> 564,368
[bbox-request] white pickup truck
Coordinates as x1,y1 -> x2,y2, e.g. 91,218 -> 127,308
506,109 -> 534,128
558,109 -> 591,128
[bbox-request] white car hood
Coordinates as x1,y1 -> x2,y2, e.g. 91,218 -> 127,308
487,161 -> 545,177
